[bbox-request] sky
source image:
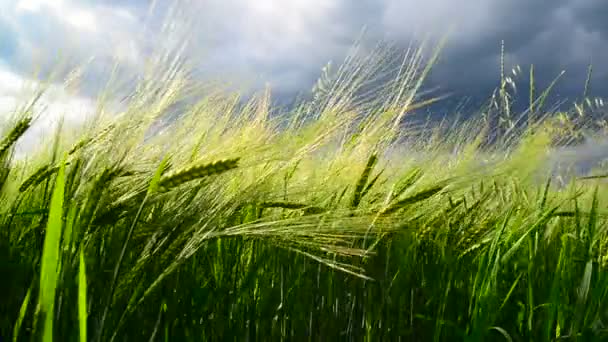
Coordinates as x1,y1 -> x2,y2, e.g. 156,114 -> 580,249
0,0 -> 607,128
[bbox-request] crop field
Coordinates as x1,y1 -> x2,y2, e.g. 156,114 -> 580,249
1,40 -> 608,341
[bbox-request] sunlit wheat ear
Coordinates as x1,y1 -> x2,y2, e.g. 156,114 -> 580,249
19,165 -> 50,192
68,123 -> 117,156
260,201 -> 326,215
158,157 -> 240,192
380,185 -> 444,216
19,160 -> 77,193
457,220 -> 491,256
0,117 -> 32,156
68,138 -> 93,156
351,153 -> 378,208
261,201 -> 310,210
19,164 -> 55,193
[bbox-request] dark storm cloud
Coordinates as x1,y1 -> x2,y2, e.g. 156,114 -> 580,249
380,0 -> 607,105
571,0 -> 608,40
1,0 -> 607,110
179,0 -> 608,108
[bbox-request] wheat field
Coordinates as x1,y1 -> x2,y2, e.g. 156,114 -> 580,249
1,38 -> 608,341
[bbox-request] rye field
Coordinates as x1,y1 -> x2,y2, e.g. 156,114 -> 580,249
1,41 -> 608,341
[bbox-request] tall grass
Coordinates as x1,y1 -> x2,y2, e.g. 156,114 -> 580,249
1,37 -> 607,342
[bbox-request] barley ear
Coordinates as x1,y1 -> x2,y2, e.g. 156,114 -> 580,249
351,153 -> 378,208
158,157 -> 240,191
0,117 -> 32,157
20,162 -> 73,193
381,185 -> 444,216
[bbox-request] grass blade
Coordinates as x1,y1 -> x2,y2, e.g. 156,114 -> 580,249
79,248 -> 88,342
12,285 -> 32,342
37,157 -> 66,342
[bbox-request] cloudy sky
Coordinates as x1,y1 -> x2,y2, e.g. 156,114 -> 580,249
0,0 -> 607,124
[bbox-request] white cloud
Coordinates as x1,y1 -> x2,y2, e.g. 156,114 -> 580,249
0,63 -> 98,155
3,0 -> 148,84
16,0 -> 97,32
